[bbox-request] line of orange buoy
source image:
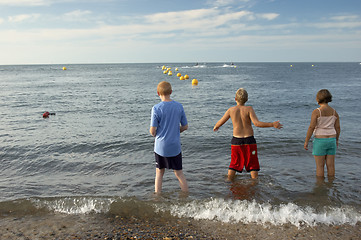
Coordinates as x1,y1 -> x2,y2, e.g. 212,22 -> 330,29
161,65 -> 198,86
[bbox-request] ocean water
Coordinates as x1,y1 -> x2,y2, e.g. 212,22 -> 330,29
0,62 -> 360,228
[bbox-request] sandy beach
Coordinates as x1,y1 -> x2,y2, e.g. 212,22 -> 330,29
1,212 -> 360,239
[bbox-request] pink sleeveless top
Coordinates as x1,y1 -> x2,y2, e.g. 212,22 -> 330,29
313,108 -> 337,136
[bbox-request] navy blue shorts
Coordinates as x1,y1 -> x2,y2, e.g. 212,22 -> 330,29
155,152 -> 183,170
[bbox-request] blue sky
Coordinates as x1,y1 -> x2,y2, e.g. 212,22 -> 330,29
0,0 -> 360,64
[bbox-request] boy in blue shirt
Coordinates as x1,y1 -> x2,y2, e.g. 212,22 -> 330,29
150,81 -> 188,193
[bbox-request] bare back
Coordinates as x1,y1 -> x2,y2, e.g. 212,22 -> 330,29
213,103 -> 277,136
229,105 -> 254,138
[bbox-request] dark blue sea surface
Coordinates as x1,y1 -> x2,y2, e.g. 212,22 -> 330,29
0,62 -> 360,226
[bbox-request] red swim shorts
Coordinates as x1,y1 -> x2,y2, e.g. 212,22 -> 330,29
230,136 -> 260,172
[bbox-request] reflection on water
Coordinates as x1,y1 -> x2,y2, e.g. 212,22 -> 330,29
291,176 -> 342,210
228,178 -> 259,200
311,176 -> 342,206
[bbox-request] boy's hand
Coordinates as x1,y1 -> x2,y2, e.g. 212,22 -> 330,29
180,124 -> 188,133
213,126 -> 219,132
149,126 -> 157,137
273,121 -> 283,129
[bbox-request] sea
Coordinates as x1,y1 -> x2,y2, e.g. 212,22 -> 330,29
0,62 -> 360,234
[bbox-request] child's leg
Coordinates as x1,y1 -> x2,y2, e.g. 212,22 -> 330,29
250,171 -> 258,179
227,169 -> 236,181
174,170 -> 188,192
155,168 -> 165,193
325,155 -> 335,176
314,155 -> 326,177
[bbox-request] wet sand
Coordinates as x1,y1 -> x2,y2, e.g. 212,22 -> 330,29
1,213 -> 360,239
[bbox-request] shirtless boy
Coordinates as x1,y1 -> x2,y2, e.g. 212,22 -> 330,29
213,88 -> 282,181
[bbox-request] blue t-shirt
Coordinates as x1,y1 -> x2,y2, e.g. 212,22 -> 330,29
150,100 -> 188,157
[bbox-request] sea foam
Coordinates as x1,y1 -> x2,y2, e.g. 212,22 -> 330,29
30,196 -> 361,227
161,198 -> 361,228
32,197 -> 115,214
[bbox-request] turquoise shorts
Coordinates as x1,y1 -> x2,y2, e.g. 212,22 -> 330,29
312,138 -> 337,156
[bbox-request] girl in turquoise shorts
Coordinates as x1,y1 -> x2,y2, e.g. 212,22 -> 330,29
304,89 -> 341,178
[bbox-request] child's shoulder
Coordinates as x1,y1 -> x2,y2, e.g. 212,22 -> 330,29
231,104 -> 253,110
228,105 -> 253,113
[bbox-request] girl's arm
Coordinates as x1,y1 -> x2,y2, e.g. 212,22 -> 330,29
304,109 -> 318,150
334,111 -> 341,146
213,109 -> 230,131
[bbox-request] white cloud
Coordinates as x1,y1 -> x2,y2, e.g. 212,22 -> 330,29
0,0 -> 113,6
0,8 -> 294,46
257,13 -> 279,21
8,14 -> 40,23
1,23 -> 360,64
64,10 -> 92,18
0,18 -> 4,24
330,15 -> 359,21
143,8 -> 270,33
144,8 -> 219,24
313,21 -> 361,29
0,0 -> 50,6
216,10 -> 253,22
63,10 -> 92,21
209,0 -> 250,7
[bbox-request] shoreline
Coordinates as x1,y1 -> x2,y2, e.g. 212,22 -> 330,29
1,213 -> 360,239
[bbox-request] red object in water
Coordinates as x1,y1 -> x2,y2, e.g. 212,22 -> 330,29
43,112 -> 50,118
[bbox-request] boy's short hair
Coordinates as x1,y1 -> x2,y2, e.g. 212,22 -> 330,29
317,89 -> 332,103
157,81 -> 172,95
235,88 -> 248,104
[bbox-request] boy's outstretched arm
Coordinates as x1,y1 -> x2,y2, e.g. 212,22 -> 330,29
249,107 -> 283,129
213,109 -> 230,131
271,120 -> 283,129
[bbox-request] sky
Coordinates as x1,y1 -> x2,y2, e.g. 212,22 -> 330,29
0,0 -> 360,64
